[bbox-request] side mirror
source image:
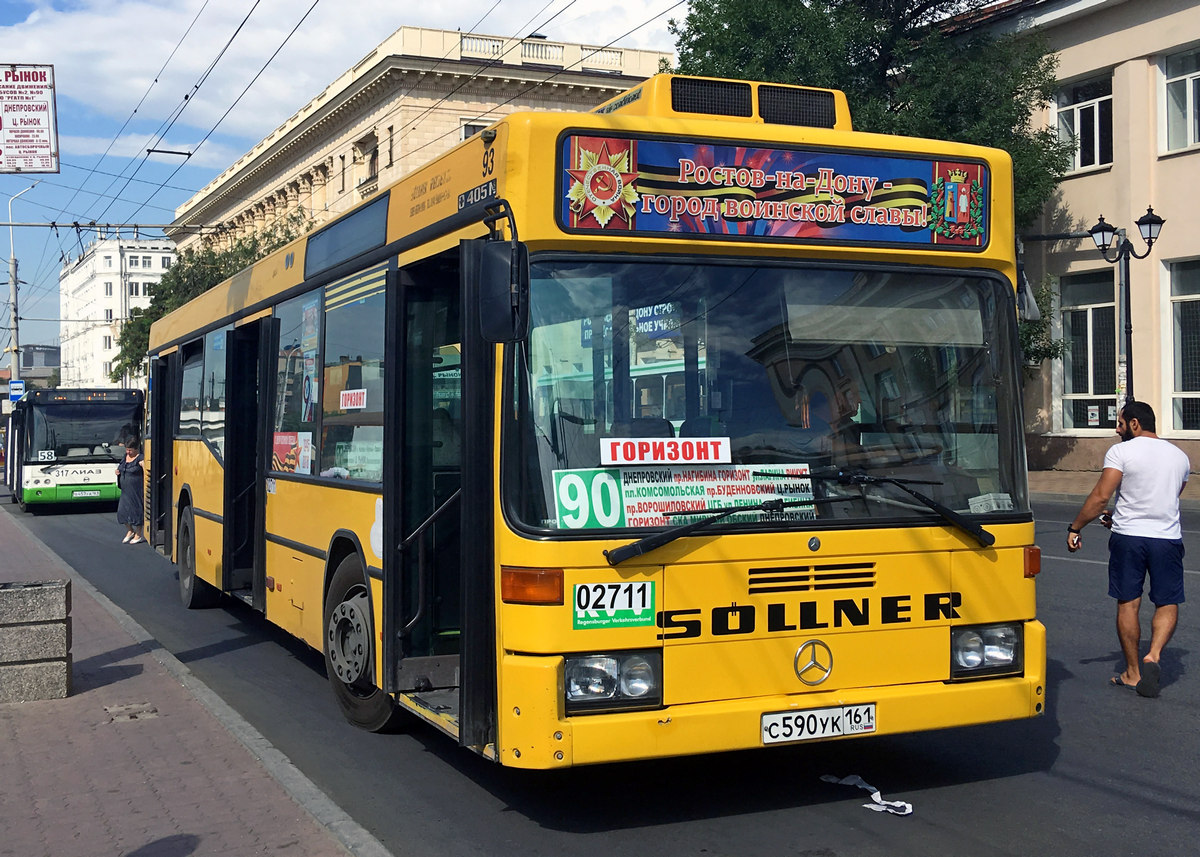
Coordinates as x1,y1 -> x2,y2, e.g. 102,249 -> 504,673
468,239 -> 529,343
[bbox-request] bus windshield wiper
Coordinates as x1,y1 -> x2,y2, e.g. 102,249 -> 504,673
604,497 -> 826,566
810,469 -> 995,548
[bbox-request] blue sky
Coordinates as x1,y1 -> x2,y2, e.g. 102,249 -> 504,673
1,0 -> 680,353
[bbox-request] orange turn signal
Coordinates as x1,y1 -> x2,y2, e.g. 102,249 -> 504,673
1024,546 -> 1042,578
501,567 -> 564,605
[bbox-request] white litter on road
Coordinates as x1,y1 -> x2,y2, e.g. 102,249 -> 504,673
820,774 -> 913,816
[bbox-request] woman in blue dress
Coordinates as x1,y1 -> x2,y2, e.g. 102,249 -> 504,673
116,439 -> 145,544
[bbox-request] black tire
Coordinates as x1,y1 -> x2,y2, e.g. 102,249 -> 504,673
324,554 -> 405,732
178,506 -> 220,608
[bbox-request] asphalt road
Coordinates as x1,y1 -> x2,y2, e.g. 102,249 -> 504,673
6,494 -> 1199,857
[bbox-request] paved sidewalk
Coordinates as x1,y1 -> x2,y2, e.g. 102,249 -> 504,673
1029,468 -> 1200,509
0,507 -> 392,857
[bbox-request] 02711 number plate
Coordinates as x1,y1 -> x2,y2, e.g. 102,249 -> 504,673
761,703 -> 876,745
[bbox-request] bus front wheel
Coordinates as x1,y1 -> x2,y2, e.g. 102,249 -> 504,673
178,506 -> 220,608
324,555 -> 404,732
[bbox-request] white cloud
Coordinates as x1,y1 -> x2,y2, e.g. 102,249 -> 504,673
3,0 -> 680,146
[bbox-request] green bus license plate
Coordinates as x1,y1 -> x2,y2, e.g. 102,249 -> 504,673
761,703 -> 876,744
72,490 -> 101,498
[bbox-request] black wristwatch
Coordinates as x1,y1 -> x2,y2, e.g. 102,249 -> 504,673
1067,525 -> 1081,534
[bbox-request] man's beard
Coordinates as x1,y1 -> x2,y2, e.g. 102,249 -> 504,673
1121,427 -> 1134,441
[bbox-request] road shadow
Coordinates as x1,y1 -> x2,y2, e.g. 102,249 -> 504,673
73,642 -> 149,691
388,657 -> 1069,833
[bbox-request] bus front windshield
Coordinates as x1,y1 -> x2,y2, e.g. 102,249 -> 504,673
506,258 -> 1028,534
28,403 -> 142,463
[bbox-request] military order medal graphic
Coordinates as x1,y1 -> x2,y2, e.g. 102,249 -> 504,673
565,137 -> 639,229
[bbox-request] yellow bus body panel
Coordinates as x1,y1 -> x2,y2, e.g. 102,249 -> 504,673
261,479 -> 384,651
174,439 -> 225,589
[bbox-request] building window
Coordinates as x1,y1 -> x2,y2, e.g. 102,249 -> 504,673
103,361 -> 112,376
162,256 -> 172,269
142,256 -> 151,267
1166,48 -> 1200,151
105,309 -> 114,322
340,154 -> 346,192
1172,260 -> 1200,429
129,255 -> 139,268
1057,77 -> 1113,171
1060,271 -> 1116,429
144,281 -> 154,296
104,282 -> 113,297
103,255 -> 112,268
129,282 -> 140,297
103,335 -> 112,349
461,122 -> 487,141
387,125 -> 393,167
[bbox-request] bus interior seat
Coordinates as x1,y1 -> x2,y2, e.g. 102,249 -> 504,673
552,407 -> 600,467
431,408 -> 460,467
608,418 -> 674,438
679,415 -> 727,437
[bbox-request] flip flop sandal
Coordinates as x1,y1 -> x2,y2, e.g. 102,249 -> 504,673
1136,661 -> 1161,698
1109,676 -> 1136,691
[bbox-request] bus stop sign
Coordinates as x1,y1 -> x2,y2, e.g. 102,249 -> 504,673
8,380 -> 25,402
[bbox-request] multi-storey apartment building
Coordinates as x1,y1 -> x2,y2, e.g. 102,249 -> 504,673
58,236 -> 175,387
987,0 -> 1200,470
168,26 -> 671,249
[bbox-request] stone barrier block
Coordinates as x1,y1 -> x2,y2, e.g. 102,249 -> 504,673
0,580 -> 70,623
0,623 -> 69,663
0,580 -> 72,702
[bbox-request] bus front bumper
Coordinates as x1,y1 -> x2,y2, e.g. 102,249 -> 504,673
497,620 -> 1046,769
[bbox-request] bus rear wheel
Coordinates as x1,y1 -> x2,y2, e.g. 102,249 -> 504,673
178,506 -> 220,608
324,555 -> 404,732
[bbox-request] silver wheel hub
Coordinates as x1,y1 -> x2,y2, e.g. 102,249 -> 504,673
327,591 -> 370,685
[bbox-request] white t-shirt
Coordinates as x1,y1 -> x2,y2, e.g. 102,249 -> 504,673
1105,436 -> 1190,539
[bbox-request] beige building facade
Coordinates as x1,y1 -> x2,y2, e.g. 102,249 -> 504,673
987,0 -> 1200,471
169,27 -> 671,249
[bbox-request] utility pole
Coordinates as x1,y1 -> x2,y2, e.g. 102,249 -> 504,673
7,181 -> 41,383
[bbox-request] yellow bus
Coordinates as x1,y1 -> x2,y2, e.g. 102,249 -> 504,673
146,74 -> 1044,768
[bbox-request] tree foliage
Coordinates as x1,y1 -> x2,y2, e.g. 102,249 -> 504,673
110,210 -> 311,383
669,0 -> 1072,227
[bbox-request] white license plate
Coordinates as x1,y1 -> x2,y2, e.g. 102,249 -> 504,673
72,490 -> 101,498
761,703 -> 876,745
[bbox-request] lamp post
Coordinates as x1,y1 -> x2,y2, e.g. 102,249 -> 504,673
1087,206 -> 1165,405
7,180 -> 41,384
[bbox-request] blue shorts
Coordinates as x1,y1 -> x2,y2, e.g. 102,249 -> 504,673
1108,532 -> 1186,605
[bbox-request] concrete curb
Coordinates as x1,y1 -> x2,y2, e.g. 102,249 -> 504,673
6,511 -> 394,857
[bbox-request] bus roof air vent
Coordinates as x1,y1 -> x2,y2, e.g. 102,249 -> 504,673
670,77 -> 753,118
591,75 -> 852,131
759,84 -> 837,129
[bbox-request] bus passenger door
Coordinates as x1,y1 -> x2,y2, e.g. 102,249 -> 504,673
223,318 -> 273,610
149,354 -> 177,553
386,257 -> 465,701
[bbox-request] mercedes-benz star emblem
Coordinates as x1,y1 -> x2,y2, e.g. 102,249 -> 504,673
794,639 -> 834,686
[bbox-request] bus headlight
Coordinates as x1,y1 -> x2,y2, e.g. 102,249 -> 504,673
564,651 -> 662,714
950,623 -> 1023,679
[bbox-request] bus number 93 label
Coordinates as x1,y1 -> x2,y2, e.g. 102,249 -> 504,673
573,582 -> 655,630
761,703 -> 876,745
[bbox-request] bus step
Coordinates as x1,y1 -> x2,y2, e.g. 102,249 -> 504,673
229,589 -> 254,607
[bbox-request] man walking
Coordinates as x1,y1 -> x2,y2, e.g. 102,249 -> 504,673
1067,401 -> 1189,698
